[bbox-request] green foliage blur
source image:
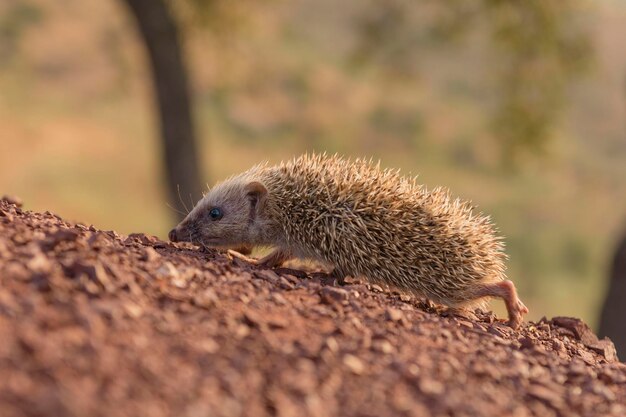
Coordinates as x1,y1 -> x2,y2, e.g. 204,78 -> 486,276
348,0 -> 592,163
177,0 -> 592,163
1,0 -> 625,327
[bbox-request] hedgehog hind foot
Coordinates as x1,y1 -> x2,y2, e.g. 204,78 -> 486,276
473,280 -> 528,329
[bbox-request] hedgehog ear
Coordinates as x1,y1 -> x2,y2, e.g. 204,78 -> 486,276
245,181 -> 267,218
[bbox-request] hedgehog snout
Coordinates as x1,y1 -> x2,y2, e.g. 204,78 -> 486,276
169,218 -> 197,243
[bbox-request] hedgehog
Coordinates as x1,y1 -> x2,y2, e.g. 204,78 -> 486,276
169,154 -> 528,328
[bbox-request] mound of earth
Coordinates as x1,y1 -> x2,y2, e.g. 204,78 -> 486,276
0,197 -> 624,417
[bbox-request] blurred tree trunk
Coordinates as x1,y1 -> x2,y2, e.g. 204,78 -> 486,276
598,234 -> 626,359
123,0 -> 203,220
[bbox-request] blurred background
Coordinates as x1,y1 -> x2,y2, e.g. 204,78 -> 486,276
1,0 -> 625,350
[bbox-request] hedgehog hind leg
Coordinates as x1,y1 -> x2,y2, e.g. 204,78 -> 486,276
472,280 -> 528,329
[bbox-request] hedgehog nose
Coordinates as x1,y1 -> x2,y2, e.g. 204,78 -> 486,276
168,228 -> 178,242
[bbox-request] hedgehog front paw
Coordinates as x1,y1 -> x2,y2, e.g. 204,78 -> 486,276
227,249 -> 259,265
257,249 -> 291,268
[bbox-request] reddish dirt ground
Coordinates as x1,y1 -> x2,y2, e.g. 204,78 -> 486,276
0,197 -> 625,417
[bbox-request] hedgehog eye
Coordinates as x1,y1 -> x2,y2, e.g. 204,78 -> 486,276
208,207 -> 223,221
